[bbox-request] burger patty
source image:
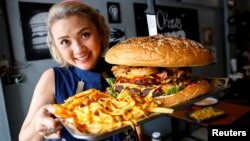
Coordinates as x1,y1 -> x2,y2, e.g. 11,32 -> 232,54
111,66 -> 194,97
114,77 -> 194,98
114,84 -> 162,97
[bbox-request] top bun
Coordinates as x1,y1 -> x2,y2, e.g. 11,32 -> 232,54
105,34 -> 213,67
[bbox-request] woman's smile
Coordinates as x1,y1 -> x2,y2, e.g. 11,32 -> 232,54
75,52 -> 91,63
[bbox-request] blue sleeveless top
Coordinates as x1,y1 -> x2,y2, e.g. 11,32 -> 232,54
48,60 -> 138,141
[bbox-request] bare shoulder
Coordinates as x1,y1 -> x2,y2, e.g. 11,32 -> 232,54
41,68 -> 54,78
34,68 -> 55,97
38,68 -> 55,84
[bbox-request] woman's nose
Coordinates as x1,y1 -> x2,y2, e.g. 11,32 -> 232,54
72,40 -> 86,52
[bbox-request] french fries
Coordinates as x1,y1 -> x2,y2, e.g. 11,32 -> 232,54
54,89 -> 173,134
189,106 -> 225,122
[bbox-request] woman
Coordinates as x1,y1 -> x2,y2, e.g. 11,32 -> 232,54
19,1 -> 138,141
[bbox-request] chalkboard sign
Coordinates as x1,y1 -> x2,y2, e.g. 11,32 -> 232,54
134,3 -> 200,42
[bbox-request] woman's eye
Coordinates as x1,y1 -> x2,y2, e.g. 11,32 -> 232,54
81,32 -> 90,39
60,39 -> 70,45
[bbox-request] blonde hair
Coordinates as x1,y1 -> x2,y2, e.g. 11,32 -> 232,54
47,1 -> 110,67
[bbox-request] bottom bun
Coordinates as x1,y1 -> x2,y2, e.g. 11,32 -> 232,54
154,79 -> 212,108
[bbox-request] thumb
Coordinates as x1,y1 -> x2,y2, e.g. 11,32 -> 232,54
45,104 -> 56,114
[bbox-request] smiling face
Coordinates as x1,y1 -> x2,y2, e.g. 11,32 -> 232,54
50,15 -> 102,70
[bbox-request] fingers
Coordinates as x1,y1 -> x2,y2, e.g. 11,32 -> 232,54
135,125 -> 142,141
46,104 -> 56,114
36,117 -> 63,133
35,104 -> 63,138
37,120 -> 63,133
37,125 -> 60,134
44,129 -> 62,139
40,115 -> 60,128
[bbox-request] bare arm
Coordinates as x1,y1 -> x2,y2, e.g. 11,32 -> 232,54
19,68 -> 62,141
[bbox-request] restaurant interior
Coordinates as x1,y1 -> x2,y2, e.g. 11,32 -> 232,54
0,0 -> 249,141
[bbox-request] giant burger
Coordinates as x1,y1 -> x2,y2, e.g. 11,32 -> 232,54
104,34 -> 213,107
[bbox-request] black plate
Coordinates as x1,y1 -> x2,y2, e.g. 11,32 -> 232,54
186,106 -> 226,123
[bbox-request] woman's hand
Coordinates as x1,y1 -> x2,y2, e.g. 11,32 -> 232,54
35,104 -> 63,139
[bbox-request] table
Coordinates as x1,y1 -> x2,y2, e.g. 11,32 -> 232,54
166,101 -> 250,141
140,101 -> 250,141
171,101 -> 250,127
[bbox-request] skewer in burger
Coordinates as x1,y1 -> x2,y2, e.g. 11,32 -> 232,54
104,34 -> 213,107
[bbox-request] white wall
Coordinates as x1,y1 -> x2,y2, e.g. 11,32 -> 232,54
3,0 -> 226,140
